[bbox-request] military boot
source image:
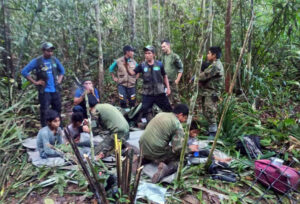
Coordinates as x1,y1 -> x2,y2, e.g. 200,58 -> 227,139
152,162 -> 178,183
208,124 -> 217,139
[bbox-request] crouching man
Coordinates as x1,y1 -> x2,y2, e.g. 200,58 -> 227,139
37,109 -> 63,159
87,99 -> 130,160
139,104 -> 198,183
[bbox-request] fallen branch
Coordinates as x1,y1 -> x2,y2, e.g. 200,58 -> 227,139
64,127 -> 102,203
191,185 -> 229,200
85,154 -> 109,204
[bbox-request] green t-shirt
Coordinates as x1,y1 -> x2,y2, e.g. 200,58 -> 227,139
93,103 -> 129,134
140,112 -> 185,159
161,52 -> 183,82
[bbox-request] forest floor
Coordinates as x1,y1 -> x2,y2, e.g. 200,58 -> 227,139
1,85 -> 300,204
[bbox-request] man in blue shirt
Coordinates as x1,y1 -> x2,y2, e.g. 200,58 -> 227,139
21,42 -> 65,127
73,79 -> 100,118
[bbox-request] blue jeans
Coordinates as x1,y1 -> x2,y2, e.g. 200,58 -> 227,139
118,85 -> 136,108
38,92 -> 61,127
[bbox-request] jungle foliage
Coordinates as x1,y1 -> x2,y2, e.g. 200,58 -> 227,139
0,0 -> 299,203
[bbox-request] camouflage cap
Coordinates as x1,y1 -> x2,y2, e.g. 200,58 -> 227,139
41,42 -> 55,50
143,45 -> 155,53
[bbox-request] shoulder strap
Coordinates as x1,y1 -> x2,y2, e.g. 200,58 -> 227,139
36,56 -> 44,70
51,56 -> 58,84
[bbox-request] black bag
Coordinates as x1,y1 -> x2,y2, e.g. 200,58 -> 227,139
236,135 -> 262,159
208,161 -> 237,183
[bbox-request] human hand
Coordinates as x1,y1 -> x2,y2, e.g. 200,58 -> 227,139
175,79 -> 180,85
35,80 -> 45,86
113,77 -> 118,82
166,88 -> 171,96
83,119 -> 88,126
74,137 -> 80,143
82,125 -> 90,133
189,144 -> 199,152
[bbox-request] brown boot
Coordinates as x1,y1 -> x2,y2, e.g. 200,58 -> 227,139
152,162 -> 168,183
152,161 -> 178,183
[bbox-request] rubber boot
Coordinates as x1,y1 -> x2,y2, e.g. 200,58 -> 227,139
209,132 -> 216,139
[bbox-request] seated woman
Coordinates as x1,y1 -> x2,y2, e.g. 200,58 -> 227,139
37,109 -> 63,159
67,112 -> 91,147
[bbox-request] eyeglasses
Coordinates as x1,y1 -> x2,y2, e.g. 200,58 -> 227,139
45,50 -> 54,52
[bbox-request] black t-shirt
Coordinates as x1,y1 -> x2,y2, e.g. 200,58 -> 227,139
134,60 -> 166,76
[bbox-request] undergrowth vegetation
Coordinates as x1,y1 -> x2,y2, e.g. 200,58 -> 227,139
0,0 -> 299,203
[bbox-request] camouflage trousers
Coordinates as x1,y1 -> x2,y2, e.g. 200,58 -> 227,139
141,145 -> 179,163
95,131 -> 129,155
201,95 -> 219,132
168,81 -> 180,106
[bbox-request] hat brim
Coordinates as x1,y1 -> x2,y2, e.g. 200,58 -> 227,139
143,47 -> 154,53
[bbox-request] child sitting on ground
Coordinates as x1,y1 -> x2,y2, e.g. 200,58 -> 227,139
66,112 -> 91,147
37,109 -> 63,158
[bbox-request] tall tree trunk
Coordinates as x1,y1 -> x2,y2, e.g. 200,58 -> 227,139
224,0 -> 232,93
128,0 -> 136,44
94,0 -> 104,96
157,0 -> 161,41
208,0 -> 213,47
1,0 -> 15,106
246,0 -> 253,87
15,0 -> 42,86
147,0 -> 153,44
1,0 -> 14,78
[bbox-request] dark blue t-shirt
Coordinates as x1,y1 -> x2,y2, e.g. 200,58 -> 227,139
74,88 -> 100,100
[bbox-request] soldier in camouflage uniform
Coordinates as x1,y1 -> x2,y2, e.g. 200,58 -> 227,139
161,40 -> 184,105
88,99 -> 129,159
140,104 -> 198,183
199,47 -> 224,137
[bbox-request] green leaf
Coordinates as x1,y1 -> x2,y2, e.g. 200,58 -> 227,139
44,198 -> 55,204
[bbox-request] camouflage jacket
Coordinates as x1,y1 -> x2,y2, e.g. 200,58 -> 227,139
161,52 -> 184,82
198,59 -> 224,97
140,112 -> 185,159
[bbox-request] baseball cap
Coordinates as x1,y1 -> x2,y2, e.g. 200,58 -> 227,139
143,45 -> 155,53
41,42 -> 55,50
123,45 -> 135,53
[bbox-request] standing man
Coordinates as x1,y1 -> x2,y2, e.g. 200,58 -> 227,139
161,40 -> 184,105
109,45 -> 138,108
199,47 -> 224,137
126,45 -> 172,125
21,42 -> 65,127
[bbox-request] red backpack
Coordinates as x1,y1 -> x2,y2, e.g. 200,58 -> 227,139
255,159 -> 300,193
